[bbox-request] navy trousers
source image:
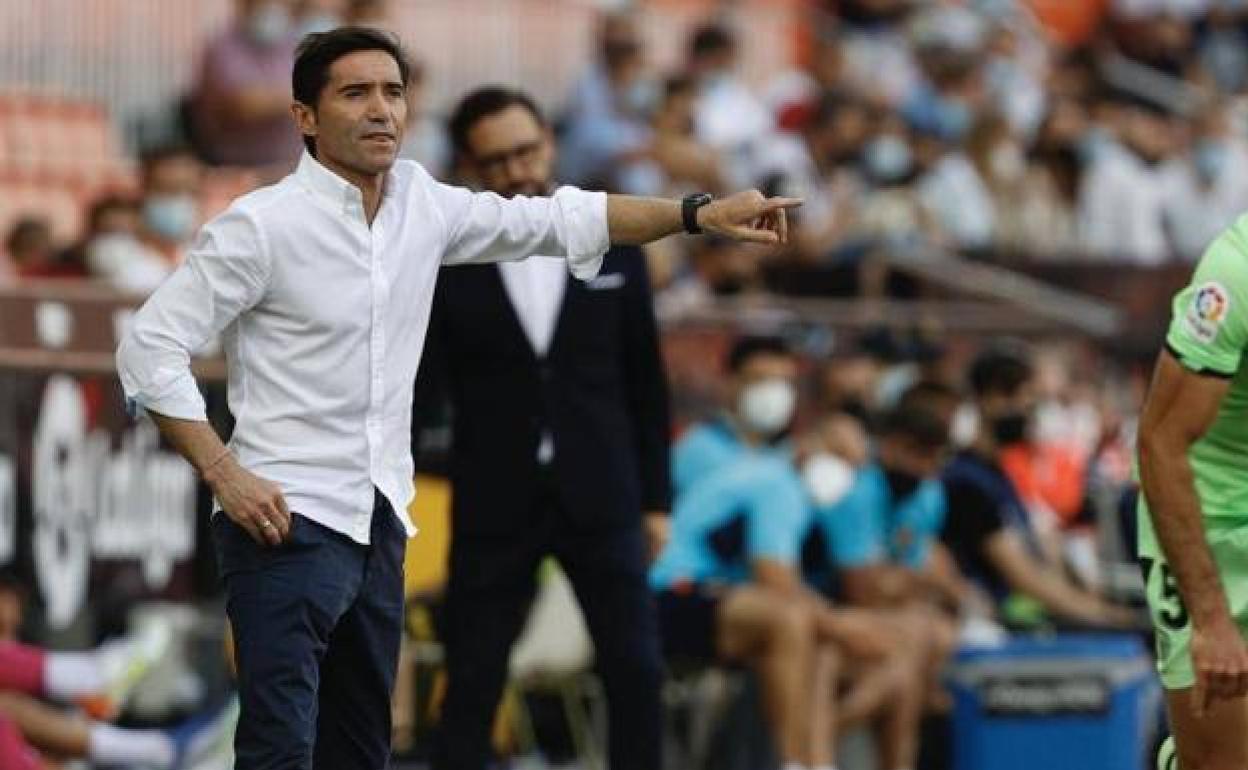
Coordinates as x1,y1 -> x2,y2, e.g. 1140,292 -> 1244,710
213,490 -> 405,770
433,485 -> 663,770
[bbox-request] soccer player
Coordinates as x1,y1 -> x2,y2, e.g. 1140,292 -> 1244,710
1138,221 -> 1248,769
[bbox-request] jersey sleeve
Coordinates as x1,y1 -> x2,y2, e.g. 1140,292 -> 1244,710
746,464 -> 812,566
818,475 -> 886,569
1166,227 -> 1248,376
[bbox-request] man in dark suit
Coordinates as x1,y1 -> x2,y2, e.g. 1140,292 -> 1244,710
419,86 -> 671,770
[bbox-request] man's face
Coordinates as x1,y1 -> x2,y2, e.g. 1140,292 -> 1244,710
296,50 -> 407,178
463,105 -> 555,198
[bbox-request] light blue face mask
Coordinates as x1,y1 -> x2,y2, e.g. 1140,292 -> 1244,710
1194,140 -> 1229,182
1077,126 -> 1112,164
934,97 -> 972,142
143,195 -> 197,243
863,134 -> 913,184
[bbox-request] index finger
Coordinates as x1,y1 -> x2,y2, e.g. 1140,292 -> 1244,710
762,197 -> 803,212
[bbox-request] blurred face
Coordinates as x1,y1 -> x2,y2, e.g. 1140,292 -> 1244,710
295,50 -> 407,180
879,434 -> 945,481
732,352 -> 799,438
979,380 -> 1036,446
145,155 -> 202,199
93,205 -> 140,237
463,105 -> 554,198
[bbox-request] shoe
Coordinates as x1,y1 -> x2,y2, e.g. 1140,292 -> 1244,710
169,695 -> 238,770
77,618 -> 174,720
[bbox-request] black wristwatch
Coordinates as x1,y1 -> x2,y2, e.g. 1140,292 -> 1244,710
682,192 -> 713,235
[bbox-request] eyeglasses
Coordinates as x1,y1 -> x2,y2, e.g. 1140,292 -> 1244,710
473,140 -> 543,176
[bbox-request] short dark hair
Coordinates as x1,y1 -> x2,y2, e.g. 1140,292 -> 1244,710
139,144 -> 196,182
5,217 -> 50,255
969,346 -> 1034,398
292,26 -> 412,155
726,334 -> 793,373
86,194 -> 139,232
878,402 -> 949,452
689,22 -> 735,60
448,86 -> 547,158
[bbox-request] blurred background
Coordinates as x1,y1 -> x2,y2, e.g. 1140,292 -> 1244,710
0,0 -> 1239,767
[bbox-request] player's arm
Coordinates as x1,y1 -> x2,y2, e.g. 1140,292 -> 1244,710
1138,349 -> 1232,629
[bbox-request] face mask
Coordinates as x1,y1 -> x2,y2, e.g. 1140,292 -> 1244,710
803,453 -> 854,507
1194,140 -> 1228,183
737,378 -> 796,437
622,79 -> 656,116
249,2 -> 292,47
934,97 -> 972,142
883,466 -> 922,501
950,402 -> 978,447
863,135 -> 913,184
1077,127 -> 1112,165
296,12 -> 340,37
989,143 -> 1026,183
990,411 -> 1029,445
143,195 -> 197,243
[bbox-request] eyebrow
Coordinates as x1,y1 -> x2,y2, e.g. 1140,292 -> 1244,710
337,79 -> 405,92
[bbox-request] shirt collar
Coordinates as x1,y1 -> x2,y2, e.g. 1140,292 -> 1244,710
295,151 -> 396,218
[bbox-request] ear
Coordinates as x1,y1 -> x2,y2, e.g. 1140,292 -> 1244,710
291,101 -> 317,146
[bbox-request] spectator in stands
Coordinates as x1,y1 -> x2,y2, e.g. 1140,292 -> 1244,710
1077,92 -> 1181,265
559,11 -> 659,193
650,75 -> 726,196
1000,99 -> 1085,260
293,0 -> 345,37
1164,107 -> 1248,262
397,57 -> 449,177
758,93 -> 869,264
63,194 -> 139,282
4,218 -> 65,280
190,0 -> 302,167
686,22 -> 774,189
344,0 -> 394,31
88,147 -> 203,295
941,346 -> 1140,630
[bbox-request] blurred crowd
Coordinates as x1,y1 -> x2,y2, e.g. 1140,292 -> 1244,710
7,0 -> 1248,296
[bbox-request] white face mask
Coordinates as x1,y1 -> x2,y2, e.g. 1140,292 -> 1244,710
802,453 -> 854,507
951,402 -> 979,448
142,194 -> 198,244
737,378 -> 796,437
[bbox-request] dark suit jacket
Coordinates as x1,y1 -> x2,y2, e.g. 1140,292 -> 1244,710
413,246 -> 671,536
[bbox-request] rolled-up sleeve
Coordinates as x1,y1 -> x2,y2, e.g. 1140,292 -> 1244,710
430,179 -> 609,280
116,208 -> 269,421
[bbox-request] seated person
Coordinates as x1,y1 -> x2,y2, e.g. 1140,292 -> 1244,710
652,441 -> 924,770
941,347 -> 1137,630
810,400 -> 972,708
673,334 -> 800,496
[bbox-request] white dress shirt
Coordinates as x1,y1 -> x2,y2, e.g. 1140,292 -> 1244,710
499,256 -> 568,464
117,152 -> 608,544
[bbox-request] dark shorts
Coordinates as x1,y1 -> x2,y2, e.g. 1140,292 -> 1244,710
656,583 -> 723,664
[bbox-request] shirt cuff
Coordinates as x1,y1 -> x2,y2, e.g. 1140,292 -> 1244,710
553,186 -> 609,281
122,377 -> 208,422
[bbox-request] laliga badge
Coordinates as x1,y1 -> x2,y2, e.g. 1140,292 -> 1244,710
1184,282 -> 1231,344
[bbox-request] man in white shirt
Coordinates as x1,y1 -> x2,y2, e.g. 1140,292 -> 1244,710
115,26 -> 797,770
